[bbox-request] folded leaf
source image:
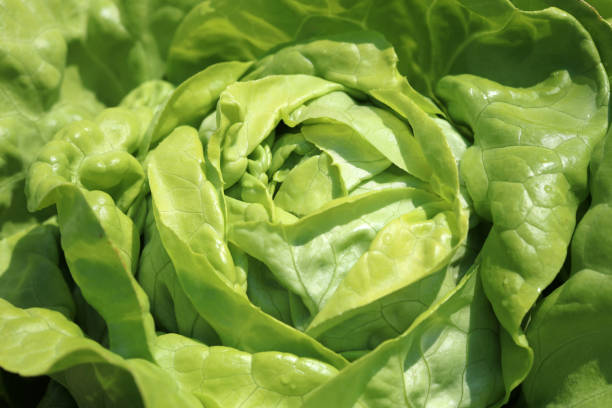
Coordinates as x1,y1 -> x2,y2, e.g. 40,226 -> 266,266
56,186 -> 156,360
138,199 -> 220,345
231,189 -> 450,317
148,61 -> 252,147
211,74 -> 344,187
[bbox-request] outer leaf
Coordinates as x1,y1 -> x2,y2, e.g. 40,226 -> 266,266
40,66 -> 106,142
64,0 -> 199,104
303,267 -> 505,408
0,222 -> 74,318
572,125 -> 612,275
439,69 -> 608,302
56,186 -> 156,360
0,298 -> 201,408
37,381 -> 77,408
153,333 -> 337,408
523,269 -> 612,407
22,91 -> 159,360
166,0 -> 343,82
522,119 -> 612,407
0,1 -> 104,239
437,58 -> 608,402
511,1 -> 612,74
167,0 -> 589,101
27,107 -> 148,213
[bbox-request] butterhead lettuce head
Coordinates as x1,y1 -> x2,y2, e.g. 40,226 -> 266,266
1,1 -> 611,407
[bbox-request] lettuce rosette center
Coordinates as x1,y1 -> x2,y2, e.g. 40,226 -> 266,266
145,33 -> 468,361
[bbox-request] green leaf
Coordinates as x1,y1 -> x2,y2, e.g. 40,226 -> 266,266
40,66 -> 106,142
523,269 -> 612,407
437,58 -> 608,402
245,32 -> 441,115
522,117 -> 612,407
56,186 -> 156,360
231,188 -> 450,317
0,222 -> 75,318
287,91 -> 431,185
572,126 -> 612,275
27,107 -> 147,213
147,126 -> 242,290
273,153 -> 345,216
153,333 -> 337,407
138,199 -> 220,345
0,1 -> 104,238
308,207 -> 456,337
166,0 -> 331,82
148,61 -> 252,147
245,256 -> 293,326
0,298 -> 201,408
511,1 -> 612,51
64,0 -> 199,105
37,381 -> 77,408
119,80 -> 175,112
303,267 -> 505,408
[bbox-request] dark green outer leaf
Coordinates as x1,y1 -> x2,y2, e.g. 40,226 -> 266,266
0,222 -> 75,319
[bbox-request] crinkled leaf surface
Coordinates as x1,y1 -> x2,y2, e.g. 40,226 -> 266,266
437,58 -> 609,401
522,124 -> 612,407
